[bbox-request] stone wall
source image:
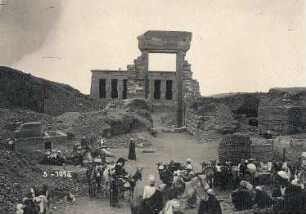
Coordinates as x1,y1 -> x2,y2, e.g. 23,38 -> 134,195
43,96 -> 107,116
258,88 -> 306,135
219,134 -> 251,165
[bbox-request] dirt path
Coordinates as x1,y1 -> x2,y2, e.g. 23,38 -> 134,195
55,115 -> 219,214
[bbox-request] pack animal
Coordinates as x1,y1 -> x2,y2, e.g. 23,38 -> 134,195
164,170 -> 209,213
101,163 -> 115,198
117,168 -> 143,202
86,166 -> 99,197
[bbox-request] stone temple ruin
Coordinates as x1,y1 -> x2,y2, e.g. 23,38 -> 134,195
14,122 -> 67,153
90,31 -> 200,127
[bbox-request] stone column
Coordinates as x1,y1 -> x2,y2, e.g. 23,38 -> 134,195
160,79 -> 166,101
149,79 -> 154,101
172,80 -> 178,102
176,51 -> 185,127
118,79 -> 124,99
106,79 -> 112,98
143,51 -> 149,99
90,76 -> 100,98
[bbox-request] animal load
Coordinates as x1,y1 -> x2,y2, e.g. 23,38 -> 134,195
218,134 -> 251,165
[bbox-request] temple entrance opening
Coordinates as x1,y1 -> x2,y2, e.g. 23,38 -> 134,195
90,31 -> 201,127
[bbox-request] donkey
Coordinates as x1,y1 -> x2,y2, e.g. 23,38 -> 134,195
86,166 -> 99,197
118,168 -> 143,202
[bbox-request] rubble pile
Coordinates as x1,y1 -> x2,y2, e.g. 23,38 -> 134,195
186,103 -> 239,143
104,132 -> 152,148
185,93 -> 265,143
218,134 -> 251,164
56,99 -> 153,139
0,108 -> 57,140
0,149 -> 78,214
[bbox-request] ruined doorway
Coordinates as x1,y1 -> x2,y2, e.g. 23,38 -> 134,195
111,79 -> 118,98
154,80 -> 161,99
138,31 -> 192,127
148,53 -> 176,72
99,79 -> 106,98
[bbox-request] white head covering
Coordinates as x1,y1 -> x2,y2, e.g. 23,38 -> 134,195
247,163 -> 256,173
291,179 -> 303,187
207,189 -> 215,195
148,175 -> 155,184
282,162 -> 288,171
186,165 -> 193,170
255,186 -> 263,191
186,158 -> 192,163
240,180 -> 248,188
277,171 -> 290,180
158,165 -> 165,170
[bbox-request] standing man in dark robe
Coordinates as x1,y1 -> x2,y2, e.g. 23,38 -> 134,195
198,189 -> 222,214
128,138 -> 136,160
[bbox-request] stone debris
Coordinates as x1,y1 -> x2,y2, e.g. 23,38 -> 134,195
218,134 -> 251,165
0,149 -> 79,214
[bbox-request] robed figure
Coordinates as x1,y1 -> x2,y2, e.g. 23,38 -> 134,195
128,138 -> 136,160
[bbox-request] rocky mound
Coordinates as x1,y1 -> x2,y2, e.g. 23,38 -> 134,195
185,93 -> 264,143
0,108 -> 56,141
0,66 -> 105,116
0,149 -> 77,214
56,99 -> 153,138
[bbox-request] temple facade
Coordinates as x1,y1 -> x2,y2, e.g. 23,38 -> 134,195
90,30 -> 200,126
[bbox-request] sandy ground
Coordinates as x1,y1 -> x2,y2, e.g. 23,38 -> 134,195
53,114 -> 223,214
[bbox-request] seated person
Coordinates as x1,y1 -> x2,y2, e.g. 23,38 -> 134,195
231,180 -> 253,211
198,189 -> 222,214
253,186 -> 272,208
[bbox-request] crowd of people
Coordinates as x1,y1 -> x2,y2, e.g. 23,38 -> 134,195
141,156 -> 306,214
231,158 -> 306,214
80,133 -> 306,214
15,134 -> 306,214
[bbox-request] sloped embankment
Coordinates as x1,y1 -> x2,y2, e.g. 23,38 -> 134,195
56,99 -> 153,138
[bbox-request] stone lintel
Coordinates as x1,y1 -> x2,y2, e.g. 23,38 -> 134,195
138,31 -> 192,52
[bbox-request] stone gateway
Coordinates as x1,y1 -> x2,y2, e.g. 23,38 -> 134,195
90,31 -> 200,127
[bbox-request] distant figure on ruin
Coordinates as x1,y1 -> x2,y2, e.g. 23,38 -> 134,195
8,138 -> 15,151
81,136 -> 87,147
128,138 -> 136,160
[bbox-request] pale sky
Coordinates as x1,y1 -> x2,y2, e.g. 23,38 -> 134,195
1,0 -> 305,95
